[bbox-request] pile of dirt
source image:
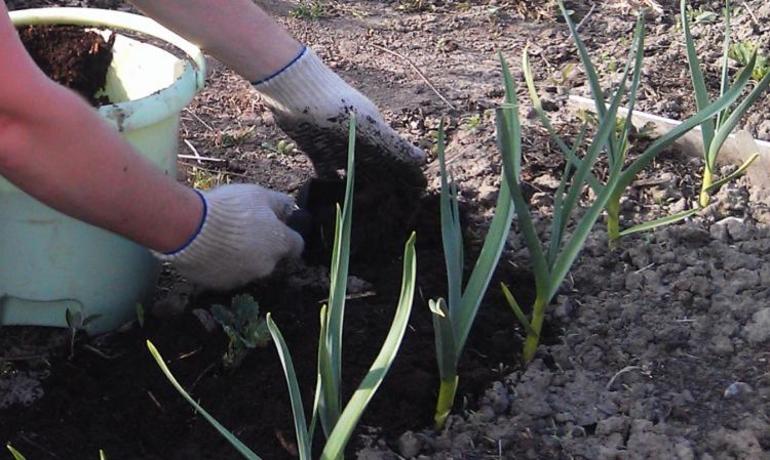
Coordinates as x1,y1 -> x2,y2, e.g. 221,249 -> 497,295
18,25 -> 115,106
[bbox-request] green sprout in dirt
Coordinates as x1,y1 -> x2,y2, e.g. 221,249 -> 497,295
685,5 -> 719,24
64,308 -> 100,360
729,41 -> 770,82
499,49 -> 627,363
261,139 -> 297,155
681,0 -> 770,207
148,116 -> 417,460
210,294 -> 271,369
188,165 -> 228,190
463,113 -> 482,132
429,119 -> 515,429
220,126 -> 255,148
525,1 -> 758,244
289,1 -> 328,20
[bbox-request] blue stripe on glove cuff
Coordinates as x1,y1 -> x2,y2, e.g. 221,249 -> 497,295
251,45 -> 308,86
164,189 -> 208,256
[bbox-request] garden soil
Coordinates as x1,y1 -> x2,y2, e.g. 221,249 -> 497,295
2,1 -> 769,459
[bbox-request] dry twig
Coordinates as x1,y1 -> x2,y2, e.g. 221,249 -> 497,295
370,43 -> 457,110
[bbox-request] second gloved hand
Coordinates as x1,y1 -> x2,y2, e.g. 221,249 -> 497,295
253,47 -> 427,187
155,184 -> 304,291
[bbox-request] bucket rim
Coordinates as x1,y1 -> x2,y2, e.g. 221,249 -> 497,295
10,7 -> 206,132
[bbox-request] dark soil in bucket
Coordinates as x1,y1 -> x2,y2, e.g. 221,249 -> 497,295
18,25 -> 115,106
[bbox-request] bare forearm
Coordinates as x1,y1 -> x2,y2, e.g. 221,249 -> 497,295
0,81 -> 202,253
128,0 -> 302,81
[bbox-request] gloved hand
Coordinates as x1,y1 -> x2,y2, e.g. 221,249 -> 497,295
253,47 -> 427,187
154,184 -> 304,290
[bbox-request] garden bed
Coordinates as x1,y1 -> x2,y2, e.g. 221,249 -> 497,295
2,1 -> 769,459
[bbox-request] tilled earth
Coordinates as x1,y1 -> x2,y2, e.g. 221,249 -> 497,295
2,1 -> 769,459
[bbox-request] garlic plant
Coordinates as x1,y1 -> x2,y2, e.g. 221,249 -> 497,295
680,0 -> 770,207
498,50 -> 626,363
429,119 -> 515,429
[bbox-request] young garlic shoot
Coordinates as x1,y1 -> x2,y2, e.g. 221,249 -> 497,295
498,48 -> 628,363
680,0 -> 770,207
267,115 -> 417,460
148,117 -> 418,460
266,230 -> 416,460
430,119 -> 515,430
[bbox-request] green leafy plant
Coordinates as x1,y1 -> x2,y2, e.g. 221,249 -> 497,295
261,139 -> 297,155
429,120 -> 515,429
211,294 -> 271,369
463,113 -> 482,131
148,117 -> 417,459
686,5 -> 719,24
290,1 -> 328,20
525,0 -> 758,244
728,41 -> 770,81
682,0 -> 770,207
548,61 -> 577,87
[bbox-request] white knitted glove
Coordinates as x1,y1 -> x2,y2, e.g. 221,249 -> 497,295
154,184 -> 304,291
253,47 -> 426,186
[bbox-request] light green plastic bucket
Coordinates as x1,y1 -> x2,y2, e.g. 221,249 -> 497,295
0,8 -> 206,334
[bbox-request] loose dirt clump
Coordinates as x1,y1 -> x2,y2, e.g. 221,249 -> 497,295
18,25 -> 115,106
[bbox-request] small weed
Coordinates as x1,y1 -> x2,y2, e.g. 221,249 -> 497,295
219,126 -> 255,148
549,62 -> 578,87
687,5 -> 719,24
290,1 -> 328,20
598,51 -> 619,74
65,309 -> 101,359
211,295 -> 271,369
188,166 -> 228,190
576,109 -> 626,140
729,41 -> 770,81
463,114 -> 482,131
262,139 -> 297,155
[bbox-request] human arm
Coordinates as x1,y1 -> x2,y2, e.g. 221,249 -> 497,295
0,1 -> 302,289
0,1 -> 202,253
128,0 -> 427,185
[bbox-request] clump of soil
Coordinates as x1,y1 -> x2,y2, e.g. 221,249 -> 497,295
18,25 -> 115,106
